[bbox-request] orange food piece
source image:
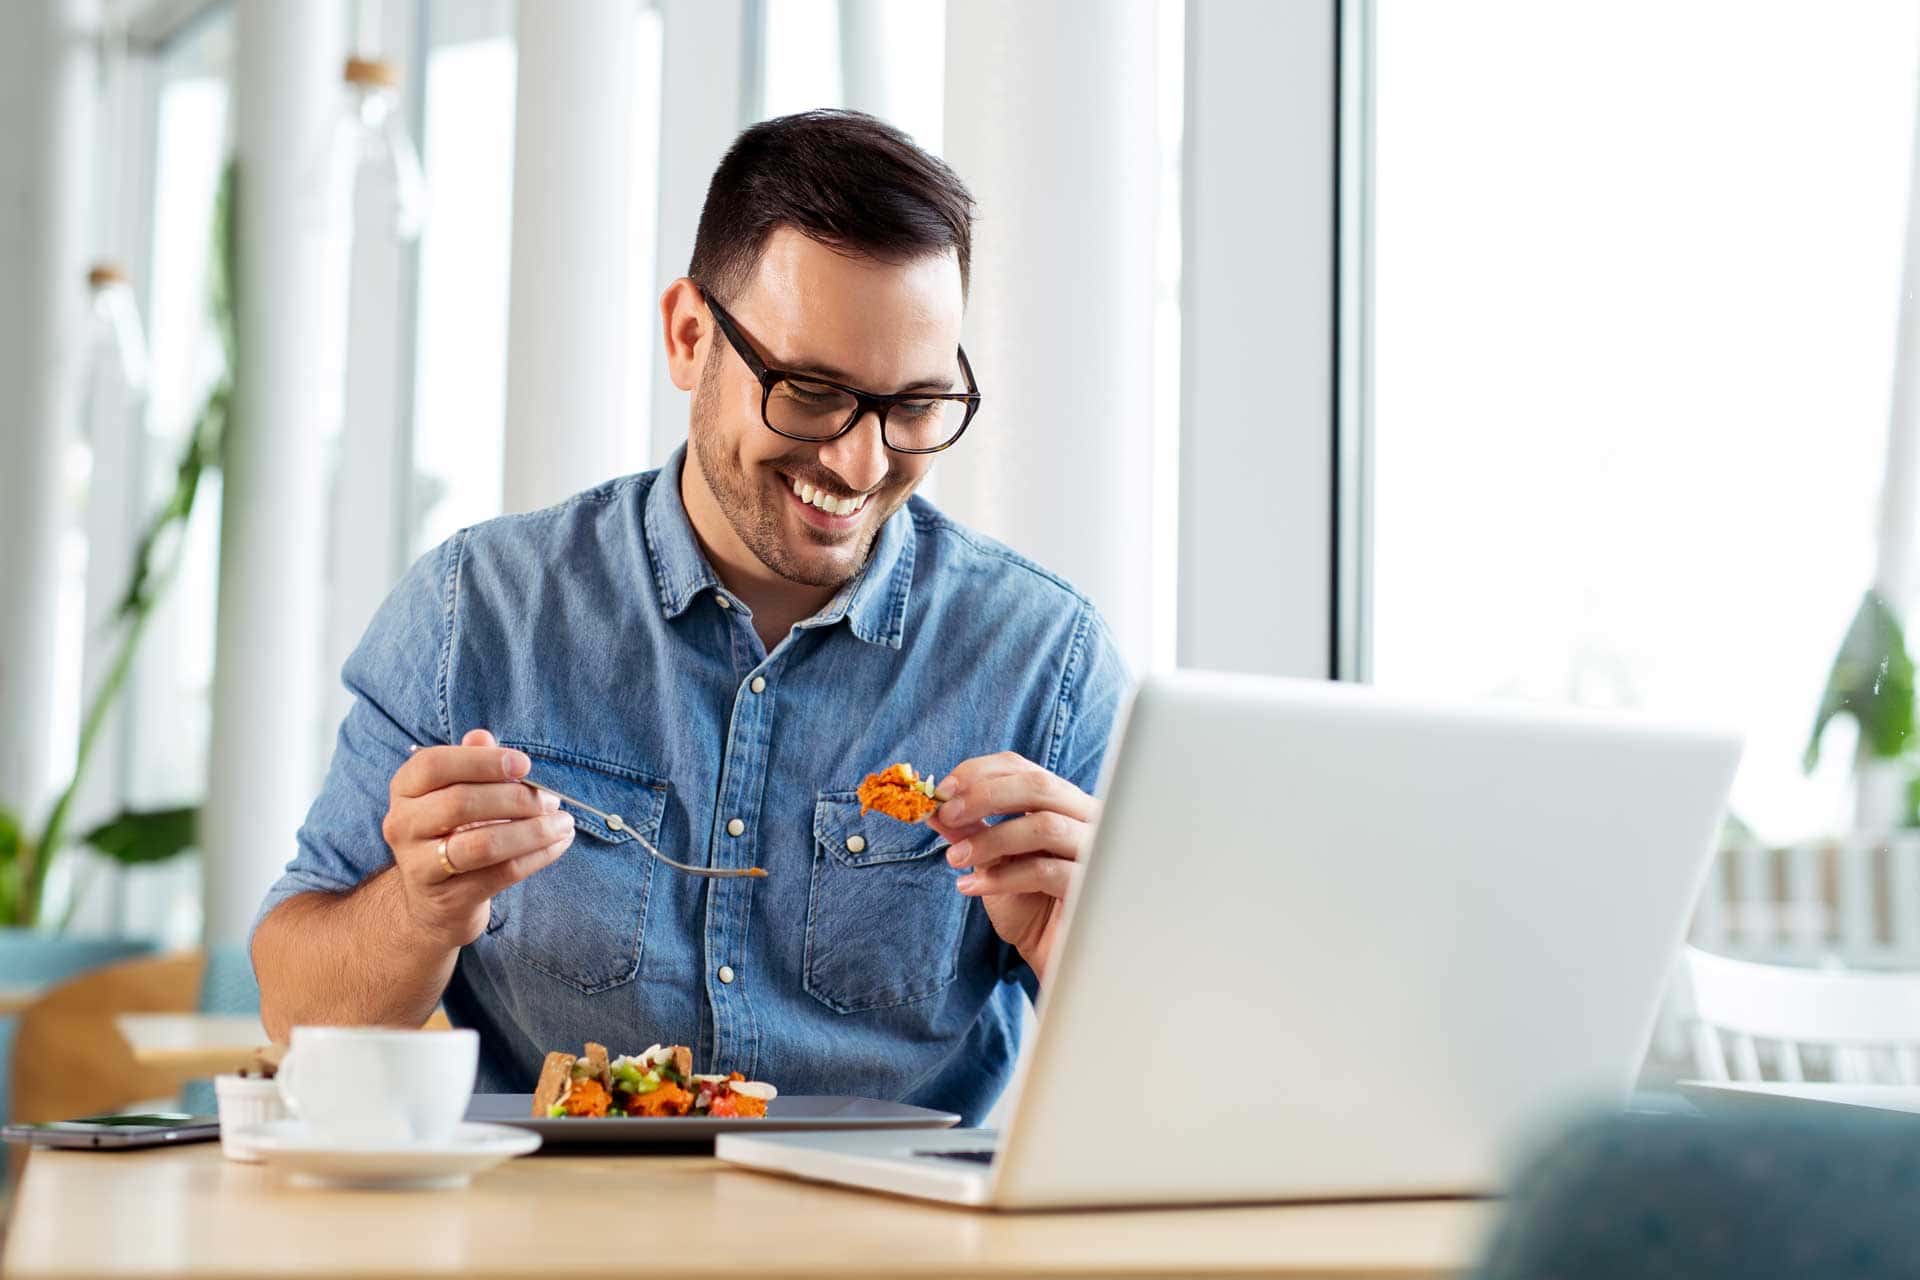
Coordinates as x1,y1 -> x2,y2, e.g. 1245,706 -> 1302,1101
857,763 -> 940,823
708,1090 -> 767,1118
625,1081 -> 694,1117
560,1077 -> 611,1117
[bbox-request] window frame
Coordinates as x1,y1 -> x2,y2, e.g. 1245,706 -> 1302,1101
1178,0 -> 1342,678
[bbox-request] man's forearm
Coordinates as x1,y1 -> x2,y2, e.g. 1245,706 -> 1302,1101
252,867 -> 459,1040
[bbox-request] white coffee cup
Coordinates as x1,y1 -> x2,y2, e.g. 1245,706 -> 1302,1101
275,1026 -> 478,1146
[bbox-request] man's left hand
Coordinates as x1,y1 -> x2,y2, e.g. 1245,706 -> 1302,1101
926,752 -> 1099,985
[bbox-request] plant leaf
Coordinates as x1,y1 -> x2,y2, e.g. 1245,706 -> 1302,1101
1805,589 -> 1916,772
1718,810 -> 1758,847
81,807 -> 199,866
0,806 -> 19,923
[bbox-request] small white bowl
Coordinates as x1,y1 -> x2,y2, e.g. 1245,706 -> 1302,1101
214,1075 -> 288,1163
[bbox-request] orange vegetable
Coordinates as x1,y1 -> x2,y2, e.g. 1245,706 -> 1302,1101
625,1081 -> 694,1117
560,1077 -> 612,1117
708,1090 -> 767,1118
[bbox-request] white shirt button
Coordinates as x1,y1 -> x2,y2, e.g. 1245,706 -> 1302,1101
750,676 -> 767,694
718,965 -> 735,985
846,835 -> 867,854
715,595 -> 732,610
726,817 -> 745,837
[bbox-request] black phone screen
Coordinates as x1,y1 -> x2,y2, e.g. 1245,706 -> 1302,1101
49,1113 -> 202,1129
2,1113 -> 220,1149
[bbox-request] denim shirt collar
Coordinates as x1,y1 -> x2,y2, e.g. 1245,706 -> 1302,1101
643,445 -> 913,650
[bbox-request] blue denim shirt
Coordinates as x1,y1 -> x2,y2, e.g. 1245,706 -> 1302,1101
256,448 -> 1128,1124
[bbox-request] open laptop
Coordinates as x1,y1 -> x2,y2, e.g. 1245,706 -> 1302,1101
717,671 -> 1742,1209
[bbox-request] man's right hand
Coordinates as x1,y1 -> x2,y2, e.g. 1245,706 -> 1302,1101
383,728 -> 575,950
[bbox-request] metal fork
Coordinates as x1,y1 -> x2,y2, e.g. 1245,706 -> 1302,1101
406,742 -> 767,879
519,777 -> 768,880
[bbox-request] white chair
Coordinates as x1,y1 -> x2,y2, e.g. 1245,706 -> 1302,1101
1684,944 -> 1920,1084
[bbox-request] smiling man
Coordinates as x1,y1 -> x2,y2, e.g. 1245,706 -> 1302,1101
251,111 -> 1128,1124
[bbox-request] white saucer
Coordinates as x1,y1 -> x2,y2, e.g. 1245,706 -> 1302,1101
243,1120 -> 542,1190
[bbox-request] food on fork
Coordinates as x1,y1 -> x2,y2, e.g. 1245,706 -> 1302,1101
531,1042 -> 777,1118
857,762 -> 946,823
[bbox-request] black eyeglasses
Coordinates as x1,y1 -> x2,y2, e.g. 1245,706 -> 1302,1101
700,291 -> 981,454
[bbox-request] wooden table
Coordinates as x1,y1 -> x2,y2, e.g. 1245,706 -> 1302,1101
116,1013 -> 270,1077
1,1142 -> 1494,1278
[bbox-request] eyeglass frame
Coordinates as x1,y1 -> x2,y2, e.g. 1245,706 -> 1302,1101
698,288 -> 982,455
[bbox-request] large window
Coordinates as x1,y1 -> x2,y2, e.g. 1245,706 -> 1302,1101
85,5 -> 235,941
408,4 -> 517,557
409,0 -> 666,557
1366,0 -> 1920,846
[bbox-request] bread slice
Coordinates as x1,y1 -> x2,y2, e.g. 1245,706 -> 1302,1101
670,1045 -> 693,1080
531,1051 -> 576,1117
583,1042 -> 613,1091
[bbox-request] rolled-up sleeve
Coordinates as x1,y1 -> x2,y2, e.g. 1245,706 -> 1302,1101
249,535 -> 459,940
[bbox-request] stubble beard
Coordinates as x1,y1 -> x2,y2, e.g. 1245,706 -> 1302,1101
689,347 -> 905,590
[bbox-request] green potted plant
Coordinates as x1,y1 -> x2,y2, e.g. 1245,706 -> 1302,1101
0,164 -> 234,951
1803,587 -> 1920,828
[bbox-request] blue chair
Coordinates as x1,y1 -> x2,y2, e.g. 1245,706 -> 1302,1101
0,935 -> 157,1129
1476,1108 -> 1920,1279
178,942 -> 262,1116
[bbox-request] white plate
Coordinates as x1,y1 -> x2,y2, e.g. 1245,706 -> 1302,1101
466,1092 -> 960,1147
243,1120 -> 542,1190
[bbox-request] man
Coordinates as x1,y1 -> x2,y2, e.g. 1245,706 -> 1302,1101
252,110 -> 1127,1124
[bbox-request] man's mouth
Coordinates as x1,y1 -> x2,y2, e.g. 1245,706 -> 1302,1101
781,472 -> 871,521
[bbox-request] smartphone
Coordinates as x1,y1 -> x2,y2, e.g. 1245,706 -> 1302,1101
1,1113 -> 221,1150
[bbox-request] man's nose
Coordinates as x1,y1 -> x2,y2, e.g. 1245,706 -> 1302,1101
816,409 -> 889,494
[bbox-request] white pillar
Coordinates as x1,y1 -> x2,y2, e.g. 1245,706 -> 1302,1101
647,0 -> 760,468
324,0 -> 418,743
839,0 -> 943,152
0,0 -> 96,826
938,0 -> 1158,672
1874,37 -> 1920,617
1180,0 -> 1337,678
202,0 -> 347,943
500,0 -> 639,513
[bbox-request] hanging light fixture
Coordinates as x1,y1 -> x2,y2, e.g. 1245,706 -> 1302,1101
85,12 -> 149,395
334,51 -> 428,241
85,261 -> 149,393
308,0 -> 427,243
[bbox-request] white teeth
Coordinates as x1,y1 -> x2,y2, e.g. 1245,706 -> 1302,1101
787,475 -> 865,518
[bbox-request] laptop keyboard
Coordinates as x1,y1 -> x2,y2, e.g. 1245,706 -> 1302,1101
914,1149 -> 997,1165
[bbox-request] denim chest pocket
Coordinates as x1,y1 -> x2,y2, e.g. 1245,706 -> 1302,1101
485,747 -> 669,994
804,791 -> 969,1014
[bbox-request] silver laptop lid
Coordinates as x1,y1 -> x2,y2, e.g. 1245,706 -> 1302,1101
991,671 -> 1740,1208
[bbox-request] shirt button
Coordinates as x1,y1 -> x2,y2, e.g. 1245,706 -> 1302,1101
726,817 -> 745,837
750,676 -> 767,694
716,595 -> 732,610
718,964 -> 735,984
846,835 -> 867,854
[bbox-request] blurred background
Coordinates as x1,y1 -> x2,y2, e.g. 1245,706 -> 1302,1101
6,0 -> 1920,1091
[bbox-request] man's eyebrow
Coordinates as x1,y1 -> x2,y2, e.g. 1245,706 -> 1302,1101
785,358 -> 956,395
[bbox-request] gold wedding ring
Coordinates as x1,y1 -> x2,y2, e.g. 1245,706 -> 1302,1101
437,836 -> 459,878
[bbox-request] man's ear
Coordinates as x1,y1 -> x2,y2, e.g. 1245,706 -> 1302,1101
660,277 -> 709,392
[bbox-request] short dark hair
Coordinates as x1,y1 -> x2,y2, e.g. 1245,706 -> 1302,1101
688,109 -> 976,303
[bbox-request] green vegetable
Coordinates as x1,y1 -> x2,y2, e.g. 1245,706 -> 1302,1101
547,1104 -> 565,1118
630,1071 -> 662,1094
